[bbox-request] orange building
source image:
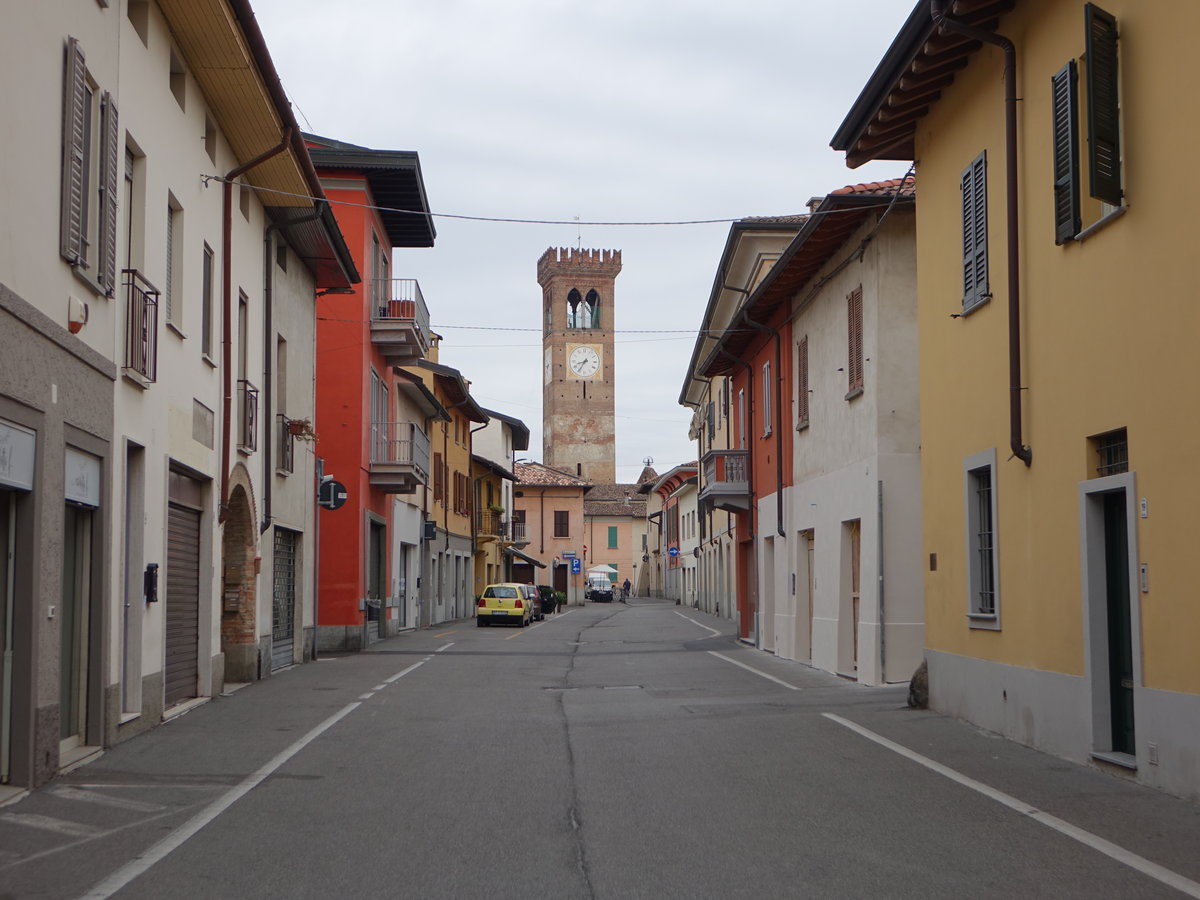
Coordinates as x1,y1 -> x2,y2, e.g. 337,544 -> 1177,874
307,134 -> 436,650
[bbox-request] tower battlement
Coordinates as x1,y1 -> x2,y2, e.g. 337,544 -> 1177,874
537,247 -> 622,284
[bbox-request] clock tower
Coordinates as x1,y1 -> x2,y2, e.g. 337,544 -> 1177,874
538,246 -> 622,484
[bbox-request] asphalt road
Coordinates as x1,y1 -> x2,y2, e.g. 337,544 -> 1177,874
3,598 -> 1199,899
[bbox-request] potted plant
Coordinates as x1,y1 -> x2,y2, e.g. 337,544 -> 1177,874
286,417 -> 318,443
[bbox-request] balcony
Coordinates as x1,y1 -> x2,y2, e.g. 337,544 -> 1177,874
238,379 -> 259,453
509,521 -> 528,545
370,278 -> 430,365
699,449 -> 750,512
122,269 -> 159,385
368,421 -> 429,493
475,509 -> 501,541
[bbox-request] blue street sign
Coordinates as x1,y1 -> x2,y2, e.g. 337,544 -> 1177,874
668,546 -> 679,558
562,550 -> 577,559
570,558 -> 582,574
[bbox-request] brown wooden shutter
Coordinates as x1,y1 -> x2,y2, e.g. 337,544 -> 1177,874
961,152 -> 988,308
848,286 -> 864,392
797,336 -> 809,426
98,91 -> 119,294
1085,3 -> 1122,206
1051,61 -> 1081,244
60,37 -> 87,265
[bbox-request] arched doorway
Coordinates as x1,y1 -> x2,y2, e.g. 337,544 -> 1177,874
221,476 -> 258,684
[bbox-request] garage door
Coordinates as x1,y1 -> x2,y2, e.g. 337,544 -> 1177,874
165,502 -> 200,705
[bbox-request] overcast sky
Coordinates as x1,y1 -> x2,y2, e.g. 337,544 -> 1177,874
251,0 -> 915,483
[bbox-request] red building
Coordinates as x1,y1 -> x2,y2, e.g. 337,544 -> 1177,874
306,134 -> 437,650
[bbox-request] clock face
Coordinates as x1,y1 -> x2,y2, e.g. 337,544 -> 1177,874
568,345 -> 601,378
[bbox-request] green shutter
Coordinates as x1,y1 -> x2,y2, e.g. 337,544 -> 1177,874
1051,61 -> 1081,244
961,152 -> 988,308
607,525 -> 617,549
1085,3 -> 1121,206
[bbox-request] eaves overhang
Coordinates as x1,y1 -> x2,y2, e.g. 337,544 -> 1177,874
700,187 -> 914,377
418,360 -> 488,423
395,369 -> 450,421
831,0 -> 1016,168
472,454 -> 516,481
480,407 -> 531,452
306,135 -> 436,249
679,218 -> 806,408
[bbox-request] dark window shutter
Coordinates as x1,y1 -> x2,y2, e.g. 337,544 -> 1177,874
847,287 -> 864,391
1051,61 -> 1081,244
60,37 -> 87,265
961,152 -> 988,308
797,336 -> 809,425
1085,3 -> 1121,205
98,91 -> 120,295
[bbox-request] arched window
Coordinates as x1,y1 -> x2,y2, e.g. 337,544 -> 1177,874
566,288 -> 582,329
585,289 -> 601,328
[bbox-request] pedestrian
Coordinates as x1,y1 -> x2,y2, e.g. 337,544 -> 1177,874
622,578 -> 631,601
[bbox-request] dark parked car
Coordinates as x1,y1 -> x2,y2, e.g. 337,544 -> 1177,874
536,584 -> 558,615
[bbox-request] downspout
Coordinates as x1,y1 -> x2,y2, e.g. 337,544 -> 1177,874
469,421 -> 488,602
742,311 -> 786,538
877,479 -> 886,682
220,127 -> 294,523
931,1 -> 1031,465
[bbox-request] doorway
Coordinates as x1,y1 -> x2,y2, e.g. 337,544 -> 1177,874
366,519 -> 385,641
1081,474 -> 1139,761
60,504 -> 93,750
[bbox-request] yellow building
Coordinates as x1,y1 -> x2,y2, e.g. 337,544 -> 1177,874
835,0 -> 1200,799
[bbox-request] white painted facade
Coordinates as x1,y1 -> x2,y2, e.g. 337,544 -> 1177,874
0,1 -> 345,786
760,206 -> 923,685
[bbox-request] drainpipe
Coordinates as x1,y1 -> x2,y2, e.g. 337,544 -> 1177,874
469,421 -> 488,603
931,1 -> 1031,466
220,127 -> 294,523
742,311 -> 786,538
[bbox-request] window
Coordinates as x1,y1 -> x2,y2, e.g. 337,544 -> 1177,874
964,450 -> 999,625
961,151 -> 989,311
168,49 -> 185,110
762,360 -> 772,436
737,388 -> 746,449
553,510 -> 569,538
1053,4 -> 1123,243
796,336 -> 810,429
607,525 -> 618,549
847,287 -> 864,397
1090,427 -> 1128,477
60,37 -> 119,296
201,244 -> 214,357
165,198 -> 182,328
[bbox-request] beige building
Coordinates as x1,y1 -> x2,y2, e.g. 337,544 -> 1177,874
512,462 -> 588,602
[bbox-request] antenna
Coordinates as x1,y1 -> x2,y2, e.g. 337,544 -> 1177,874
574,215 -> 581,250
643,456 -> 654,468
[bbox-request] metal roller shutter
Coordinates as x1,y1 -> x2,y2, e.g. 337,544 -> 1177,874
271,528 -> 297,670
165,502 -> 200,705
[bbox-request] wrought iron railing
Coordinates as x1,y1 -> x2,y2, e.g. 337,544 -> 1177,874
702,449 -> 749,488
122,269 -> 159,382
238,379 -> 259,452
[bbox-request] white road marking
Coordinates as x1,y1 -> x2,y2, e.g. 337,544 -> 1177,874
79,701 -> 363,899
0,812 -> 102,837
436,643 -> 454,652
372,685 -> 387,691
383,659 -> 429,684
48,786 -> 162,813
824,713 -> 1200,899
707,651 -> 801,691
675,611 -> 721,637
356,693 -> 375,701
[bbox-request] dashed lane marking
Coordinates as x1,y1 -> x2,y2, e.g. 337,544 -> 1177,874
706,651 -> 801,691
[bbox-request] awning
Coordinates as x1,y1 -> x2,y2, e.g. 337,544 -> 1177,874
504,546 -> 546,569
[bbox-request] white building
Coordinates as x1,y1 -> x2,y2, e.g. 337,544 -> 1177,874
0,0 -> 354,788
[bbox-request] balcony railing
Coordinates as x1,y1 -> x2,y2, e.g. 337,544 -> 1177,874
509,521 -> 527,543
238,379 -> 259,452
122,269 -> 159,383
699,448 -> 750,513
475,509 -> 501,538
277,414 -> 294,474
368,421 -> 430,493
370,278 -> 430,364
